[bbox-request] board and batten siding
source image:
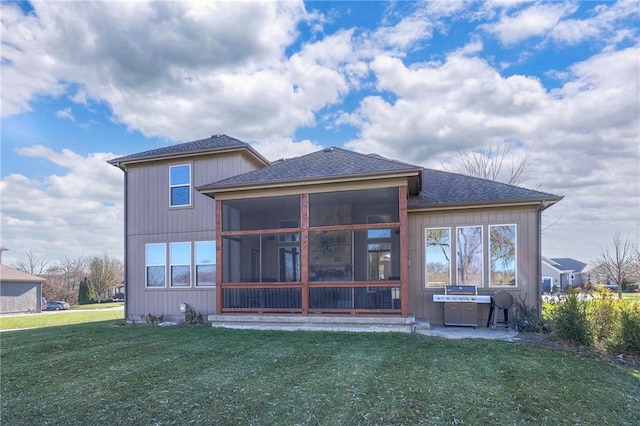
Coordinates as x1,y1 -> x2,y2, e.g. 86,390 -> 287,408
407,205 -> 540,326
124,151 -> 261,322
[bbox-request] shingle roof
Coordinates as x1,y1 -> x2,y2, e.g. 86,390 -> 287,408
108,134 -> 268,165
198,147 -> 423,191
408,168 -> 562,208
550,258 -> 587,273
0,265 -> 45,283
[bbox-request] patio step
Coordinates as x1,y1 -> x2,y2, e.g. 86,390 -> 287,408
208,314 -> 416,333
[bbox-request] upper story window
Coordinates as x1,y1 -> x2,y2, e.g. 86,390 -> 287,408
170,165 -> 191,207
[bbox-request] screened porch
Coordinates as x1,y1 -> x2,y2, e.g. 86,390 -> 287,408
215,186 -> 409,316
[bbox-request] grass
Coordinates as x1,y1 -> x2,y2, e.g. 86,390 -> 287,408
621,292 -> 640,301
70,301 -> 124,310
2,323 -> 639,425
0,309 -> 123,330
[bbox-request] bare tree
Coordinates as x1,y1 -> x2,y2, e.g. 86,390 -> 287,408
42,267 -> 78,304
592,233 -> 635,299
442,140 -> 561,233
442,140 -> 532,186
11,249 -> 49,276
59,256 -> 89,290
87,254 -> 123,302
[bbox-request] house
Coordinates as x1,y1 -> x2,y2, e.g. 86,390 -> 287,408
109,135 -> 562,329
541,257 -> 589,292
0,264 -> 45,314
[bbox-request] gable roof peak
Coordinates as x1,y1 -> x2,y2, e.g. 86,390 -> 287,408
198,146 -> 423,193
108,134 -> 269,167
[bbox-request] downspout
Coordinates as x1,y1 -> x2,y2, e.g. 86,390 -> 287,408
116,162 -> 129,323
535,201 -> 550,317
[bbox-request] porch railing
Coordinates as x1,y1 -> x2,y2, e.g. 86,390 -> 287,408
220,282 -> 401,315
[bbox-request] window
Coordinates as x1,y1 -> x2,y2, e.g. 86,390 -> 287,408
170,242 -> 191,287
170,164 -> 191,206
489,224 -> 517,287
425,228 -> 451,287
196,241 -> 216,287
146,243 -> 166,288
457,226 -> 483,286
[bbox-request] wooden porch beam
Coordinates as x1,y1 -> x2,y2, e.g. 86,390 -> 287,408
399,185 -> 409,317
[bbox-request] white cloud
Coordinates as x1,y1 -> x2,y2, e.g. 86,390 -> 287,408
481,0 -> 639,47
55,107 -> 74,121
0,147 -> 124,264
483,2 -> 578,45
0,0 -> 369,161
343,45 -> 639,261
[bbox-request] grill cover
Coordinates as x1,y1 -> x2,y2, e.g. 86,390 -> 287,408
492,291 -> 514,309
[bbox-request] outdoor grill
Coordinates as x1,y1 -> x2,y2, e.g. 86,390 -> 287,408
433,286 -> 490,327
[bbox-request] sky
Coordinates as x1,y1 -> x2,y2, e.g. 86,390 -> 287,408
1,0 -> 638,268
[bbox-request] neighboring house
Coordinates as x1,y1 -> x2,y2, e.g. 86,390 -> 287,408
109,135 -> 562,327
541,257 -> 589,292
0,264 -> 45,314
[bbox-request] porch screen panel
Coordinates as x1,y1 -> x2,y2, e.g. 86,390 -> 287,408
309,188 -> 398,227
309,231 -> 353,282
222,196 -> 300,231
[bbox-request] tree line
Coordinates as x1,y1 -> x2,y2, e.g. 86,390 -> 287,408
12,250 -> 123,305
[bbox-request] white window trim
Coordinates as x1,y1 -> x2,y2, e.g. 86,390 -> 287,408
195,241 -> 216,287
146,243 -> 167,288
169,164 -> 192,207
456,225 -> 484,287
170,242 -> 192,288
488,224 -> 518,288
424,227 -> 452,288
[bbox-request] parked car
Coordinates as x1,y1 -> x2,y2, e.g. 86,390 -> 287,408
46,301 -> 70,311
41,297 -> 47,310
112,292 -> 125,302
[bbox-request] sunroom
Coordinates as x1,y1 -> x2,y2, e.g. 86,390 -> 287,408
213,185 -> 410,316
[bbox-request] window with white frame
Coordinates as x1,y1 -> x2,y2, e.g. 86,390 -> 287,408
457,226 -> 483,286
489,224 -> 517,287
425,227 -> 451,287
195,241 -> 216,286
170,164 -> 191,207
146,243 -> 166,288
170,242 -> 191,287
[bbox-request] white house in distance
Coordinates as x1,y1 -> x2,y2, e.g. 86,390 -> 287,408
541,257 -> 589,292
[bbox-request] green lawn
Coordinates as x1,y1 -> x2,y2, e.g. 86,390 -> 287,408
0,309 -> 123,330
2,323 -> 639,425
622,292 -> 640,301
70,301 -> 124,310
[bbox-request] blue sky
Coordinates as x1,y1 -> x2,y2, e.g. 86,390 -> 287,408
1,0 -> 638,267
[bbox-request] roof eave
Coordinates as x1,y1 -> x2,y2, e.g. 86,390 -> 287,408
408,196 -> 563,212
197,169 -> 422,195
108,145 -> 270,168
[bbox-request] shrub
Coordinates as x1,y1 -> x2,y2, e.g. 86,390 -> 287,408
587,286 -> 620,342
606,303 -> 640,354
513,297 -> 547,333
185,306 -> 204,325
549,290 -> 592,346
142,313 -> 164,326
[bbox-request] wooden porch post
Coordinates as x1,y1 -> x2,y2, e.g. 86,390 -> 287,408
300,193 -> 309,315
215,199 -> 223,315
399,186 -> 409,317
